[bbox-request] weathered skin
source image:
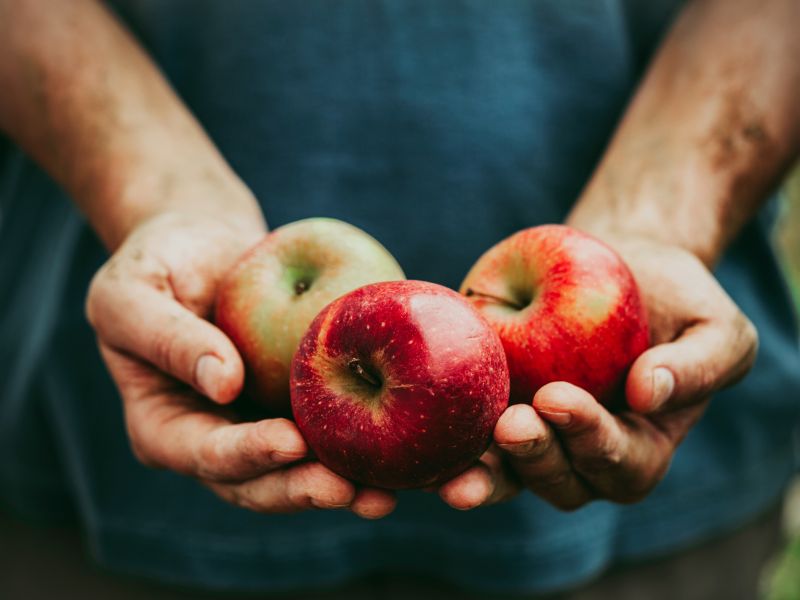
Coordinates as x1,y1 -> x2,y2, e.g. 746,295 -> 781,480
291,281 -> 510,490
461,225 -> 649,406
216,218 -> 404,413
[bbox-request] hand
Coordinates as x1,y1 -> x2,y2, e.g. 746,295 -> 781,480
86,211 -> 396,518
438,236 -> 758,510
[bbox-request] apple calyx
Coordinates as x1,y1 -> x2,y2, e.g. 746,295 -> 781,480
294,279 -> 311,295
464,287 -> 525,310
348,358 -> 382,388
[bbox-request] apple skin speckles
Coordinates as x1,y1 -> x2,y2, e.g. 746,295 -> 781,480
461,225 -> 649,406
215,218 -> 404,413
291,280 -> 510,490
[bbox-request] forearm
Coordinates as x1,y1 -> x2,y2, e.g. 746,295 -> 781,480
0,0 -> 264,249
569,0 -> 800,266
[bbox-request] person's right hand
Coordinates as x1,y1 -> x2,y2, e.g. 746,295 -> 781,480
86,210 -> 397,519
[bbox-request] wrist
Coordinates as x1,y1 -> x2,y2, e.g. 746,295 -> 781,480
566,193 -> 724,268
566,137 -> 759,267
80,146 -> 266,250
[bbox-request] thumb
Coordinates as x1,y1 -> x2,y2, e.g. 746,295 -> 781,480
87,280 -> 244,403
625,314 -> 758,413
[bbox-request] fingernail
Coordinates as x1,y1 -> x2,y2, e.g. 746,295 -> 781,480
269,450 -> 305,463
538,410 -> 572,427
497,440 -> 535,457
651,367 -> 675,410
195,354 -> 223,400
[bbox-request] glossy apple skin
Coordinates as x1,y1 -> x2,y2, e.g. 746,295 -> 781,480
291,280 -> 510,489
460,225 -> 649,406
216,218 -> 404,413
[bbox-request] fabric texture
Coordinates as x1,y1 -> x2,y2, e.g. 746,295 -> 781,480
1,1 -> 799,595
0,503 -> 784,599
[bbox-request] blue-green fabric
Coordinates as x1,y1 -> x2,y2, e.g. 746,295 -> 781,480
1,1 -> 799,594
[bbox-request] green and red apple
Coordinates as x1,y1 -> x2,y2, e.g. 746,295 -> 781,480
215,218 -> 405,412
461,225 -> 649,406
291,280 -> 510,489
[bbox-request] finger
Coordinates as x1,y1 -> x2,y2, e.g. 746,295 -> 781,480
438,447 -> 519,510
626,313 -> 758,413
87,277 -> 243,403
101,345 -> 307,480
350,488 -> 398,520
494,403 -> 593,510
191,417 -> 309,481
534,382 -> 671,502
439,464 -> 493,510
480,446 -> 522,505
207,462 -> 357,513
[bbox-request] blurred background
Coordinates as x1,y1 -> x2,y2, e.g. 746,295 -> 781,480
775,167 -> 800,314
763,164 -> 800,600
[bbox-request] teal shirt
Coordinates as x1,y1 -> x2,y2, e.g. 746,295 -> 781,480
2,1 -> 799,593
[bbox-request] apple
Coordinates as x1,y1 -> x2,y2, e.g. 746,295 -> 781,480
460,225 -> 649,406
215,218 -> 405,412
290,280 -> 510,489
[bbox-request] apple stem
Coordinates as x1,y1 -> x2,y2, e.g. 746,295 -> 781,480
294,280 -> 310,295
348,358 -> 381,388
464,288 -> 525,310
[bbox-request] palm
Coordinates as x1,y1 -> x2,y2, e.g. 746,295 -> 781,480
87,212 -> 397,518
440,236 -> 758,511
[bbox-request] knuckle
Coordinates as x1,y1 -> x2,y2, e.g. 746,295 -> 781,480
249,420 -> 283,451
195,438 -> 224,479
287,462 -> 346,510
238,429 -> 263,464
286,476 -> 312,509
687,362 -> 718,399
698,367 -> 717,396
708,312 -> 760,392
285,463 -> 316,504
232,491 -> 262,513
149,327 -> 179,373
534,470 -> 573,491
210,483 -> 273,514
574,449 -> 624,474
221,486 -> 251,510
228,427 -> 269,476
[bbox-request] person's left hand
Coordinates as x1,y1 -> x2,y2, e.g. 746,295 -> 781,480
437,235 -> 758,511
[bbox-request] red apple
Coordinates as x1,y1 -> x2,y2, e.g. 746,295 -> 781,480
460,225 -> 649,406
216,218 -> 405,412
290,280 -> 510,489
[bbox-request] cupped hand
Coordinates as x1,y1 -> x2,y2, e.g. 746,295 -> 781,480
86,211 -> 396,519
438,236 -> 757,511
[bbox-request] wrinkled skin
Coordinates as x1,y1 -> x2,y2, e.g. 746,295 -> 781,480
86,211 -> 398,518
437,235 -> 758,511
